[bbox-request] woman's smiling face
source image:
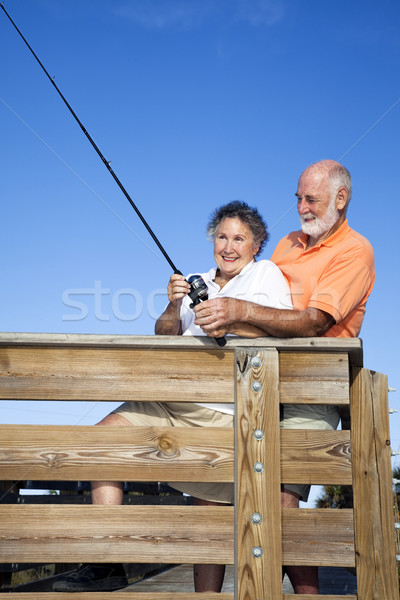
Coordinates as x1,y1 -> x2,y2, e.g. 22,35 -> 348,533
214,217 -> 259,282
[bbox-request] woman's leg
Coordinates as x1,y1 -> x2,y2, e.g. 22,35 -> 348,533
192,497 -> 227,592
91,412 -> 132,504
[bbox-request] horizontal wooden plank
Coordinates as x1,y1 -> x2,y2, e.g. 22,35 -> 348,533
0,591 -> 355,599
282,509 -> 354,567
129,563 -> 234,594
0,426 -> 352,484
0,505 -> 234,564
0,595 -> 359,600
284,596 -> 356,600
0,594 -> 358,600
280,430 -> 352,484
0,594 -> 233,600
279,352 -> 349,404
0,332 -> 363,368
0,425 -> 234,482
0,506 -> 354,567
0,338 -> 357,408
0,346 -> 234,402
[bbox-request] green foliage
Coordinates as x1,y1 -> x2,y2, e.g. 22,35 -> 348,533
315,485 -> 353,509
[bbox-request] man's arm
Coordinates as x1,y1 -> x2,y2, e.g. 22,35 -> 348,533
193,297 -> 335,338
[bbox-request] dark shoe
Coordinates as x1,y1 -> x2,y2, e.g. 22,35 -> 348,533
52,564 -> 128,592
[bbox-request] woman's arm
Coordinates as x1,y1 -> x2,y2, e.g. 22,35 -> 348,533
154,301 -> 183,335
154,274 -> 190,336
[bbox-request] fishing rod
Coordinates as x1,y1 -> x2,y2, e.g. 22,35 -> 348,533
1,3 -> 226,346
1,2 -> 178,273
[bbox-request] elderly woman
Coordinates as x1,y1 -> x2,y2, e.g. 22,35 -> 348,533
53,201 -> 291,594
156,200 -> 291,337
152,200 -> 292,591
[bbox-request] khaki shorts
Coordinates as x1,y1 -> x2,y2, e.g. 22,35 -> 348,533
112,401 -> 340,504
281,404 -> 340,502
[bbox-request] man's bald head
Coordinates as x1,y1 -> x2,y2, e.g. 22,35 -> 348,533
301,160 -> 352,208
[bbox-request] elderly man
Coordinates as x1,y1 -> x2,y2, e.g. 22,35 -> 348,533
193,159 -> 375,594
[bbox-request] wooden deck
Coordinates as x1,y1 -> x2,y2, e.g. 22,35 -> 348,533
126,564 -> 357,595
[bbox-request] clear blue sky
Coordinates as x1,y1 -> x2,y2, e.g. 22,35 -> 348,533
1,0 -> 400,488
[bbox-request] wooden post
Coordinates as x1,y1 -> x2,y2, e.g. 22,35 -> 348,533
235,348 -> 282,600
351,367 -> 399,600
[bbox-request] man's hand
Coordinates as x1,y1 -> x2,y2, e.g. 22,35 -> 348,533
194,297 -> 336,339
193,297 -> 243,336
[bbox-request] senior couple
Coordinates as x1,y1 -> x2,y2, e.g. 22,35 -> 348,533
54,159 -> 375,595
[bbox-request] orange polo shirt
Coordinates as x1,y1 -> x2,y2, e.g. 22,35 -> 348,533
270,219 -> 375,337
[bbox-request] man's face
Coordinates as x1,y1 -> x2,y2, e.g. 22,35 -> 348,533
296,168 -> 339,240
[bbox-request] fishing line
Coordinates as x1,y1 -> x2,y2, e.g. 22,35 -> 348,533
0,94 -> 159,258
1,3 -> 226,346
1,2 -> 178,272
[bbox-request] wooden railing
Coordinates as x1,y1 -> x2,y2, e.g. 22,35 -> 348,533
0,333 -> 398,599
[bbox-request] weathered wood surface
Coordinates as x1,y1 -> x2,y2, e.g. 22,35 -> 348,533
351,368 -> 399,600
282,509 -> 355,567
370,369 -> 399,595
2,335 -> 398,600
0,592 -> 356,599
236,348 -> 282,599
128,563 -> 235,595
128,563 -> 357,598
0,505 -> 354,566
279,352 -> 349,404
0,425 -> 234,482
0,505 -> 234,564
0,332 -> 364,366
284,596 -> 356,600
1,563 -> 359,597
0,347 -> 349,406
0,426 -> 351,484
0,594 -> 233,600
280,429 -> 352,484
0,347 -> 233,402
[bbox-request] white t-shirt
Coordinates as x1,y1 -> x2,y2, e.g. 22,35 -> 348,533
180,259 -> 293,414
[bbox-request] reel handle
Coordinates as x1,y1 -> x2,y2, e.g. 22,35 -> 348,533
187,275 -> 227,347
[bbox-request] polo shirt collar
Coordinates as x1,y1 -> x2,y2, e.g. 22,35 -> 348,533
298,219 -> 350,250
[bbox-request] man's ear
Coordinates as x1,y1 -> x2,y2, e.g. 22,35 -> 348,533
336,187 -> 348,211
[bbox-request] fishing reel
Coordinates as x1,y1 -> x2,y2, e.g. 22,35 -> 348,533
187,275 -> 226,347
187,275 -> 209,308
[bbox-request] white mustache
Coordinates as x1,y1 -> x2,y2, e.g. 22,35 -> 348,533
300,214 -> 316,223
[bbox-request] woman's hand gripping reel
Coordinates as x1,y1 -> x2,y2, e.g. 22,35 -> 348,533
187,275 -> 226,347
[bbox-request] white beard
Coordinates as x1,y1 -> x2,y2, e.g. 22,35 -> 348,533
300,197 -> 339,239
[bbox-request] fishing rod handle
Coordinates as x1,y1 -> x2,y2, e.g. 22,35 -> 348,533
186,275 -> 227,347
